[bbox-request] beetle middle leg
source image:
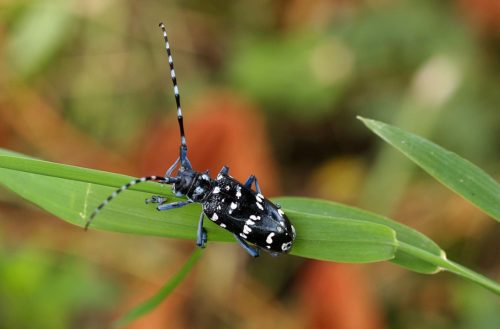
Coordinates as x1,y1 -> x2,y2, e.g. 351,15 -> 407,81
218,165 -> 229,175
244,175 -> 262,194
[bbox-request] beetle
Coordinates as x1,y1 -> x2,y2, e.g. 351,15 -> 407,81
85,22 -> 296,257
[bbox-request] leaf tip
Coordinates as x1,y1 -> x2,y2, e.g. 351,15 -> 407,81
356,115 -> 376,127
357,116 -> 384,131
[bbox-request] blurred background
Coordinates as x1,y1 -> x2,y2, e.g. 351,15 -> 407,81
0,0 -> 499,328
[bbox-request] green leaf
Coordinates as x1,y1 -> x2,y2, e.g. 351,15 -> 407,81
1,149 -> 498,294
285,209 -> 396,263
115,248 -> 203,328
275,197 -> 442,274
0,150 -> 397,263
358,117 -> 500,221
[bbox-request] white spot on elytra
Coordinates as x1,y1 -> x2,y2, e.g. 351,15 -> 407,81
266,232 -> 275,244
220,223 -> 227,228
230,202 -> 237,210
243,225 -> 252,234
266,246 -> 271,249
240,233 -> 248,239
236,190 -> 242,198
246,219 -> 255,226
211,213 -> 219,221
217,205 -> 222,210
213,186 -> 220,194
250,215 -> 261,221
256,202 -> 264,210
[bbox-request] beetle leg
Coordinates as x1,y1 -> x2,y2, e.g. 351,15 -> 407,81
244,175 -> 262,194
156,200 -> 192,211
165,157 -> 180,177
196,212 -> 207,248
219,165 -> 229,175
233,234 -> 260,257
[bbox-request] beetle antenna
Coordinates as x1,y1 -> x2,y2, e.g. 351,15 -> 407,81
85,175 -> 178,230
159,22 -> 190,169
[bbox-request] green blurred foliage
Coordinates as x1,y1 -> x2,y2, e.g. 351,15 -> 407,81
453,281 -> 500,329
0,239 -> 118,329
6,0 -> 76,78
228,33 -> 347,118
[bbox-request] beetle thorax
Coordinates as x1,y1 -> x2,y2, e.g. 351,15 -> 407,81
172,170 -> 213,202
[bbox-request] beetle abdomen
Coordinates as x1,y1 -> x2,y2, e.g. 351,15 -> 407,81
203,174 -> 295,253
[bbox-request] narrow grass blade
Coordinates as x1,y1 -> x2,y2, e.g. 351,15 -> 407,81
0,151 -> 397,263
397,243 -> 500,294
0,154 -> 166,194
115,248 -> 203,328
359,117 -> 500,221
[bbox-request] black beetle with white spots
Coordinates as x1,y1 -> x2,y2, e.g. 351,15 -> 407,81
85,22 -> 296,257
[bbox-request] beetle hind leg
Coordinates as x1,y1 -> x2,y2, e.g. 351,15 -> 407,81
233,234 -> 260,257
196,212 -> 208,248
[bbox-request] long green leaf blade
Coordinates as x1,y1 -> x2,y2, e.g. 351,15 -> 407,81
358,117 -> 500,221
0,151 -> 397,263
275,197 -> 443,274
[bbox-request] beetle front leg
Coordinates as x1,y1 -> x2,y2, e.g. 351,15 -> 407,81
156,200 -> 192,211
145,195 -> 167,204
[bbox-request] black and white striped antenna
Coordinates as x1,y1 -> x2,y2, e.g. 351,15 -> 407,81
159,22 -> 189,166
84,175 -> 179,230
